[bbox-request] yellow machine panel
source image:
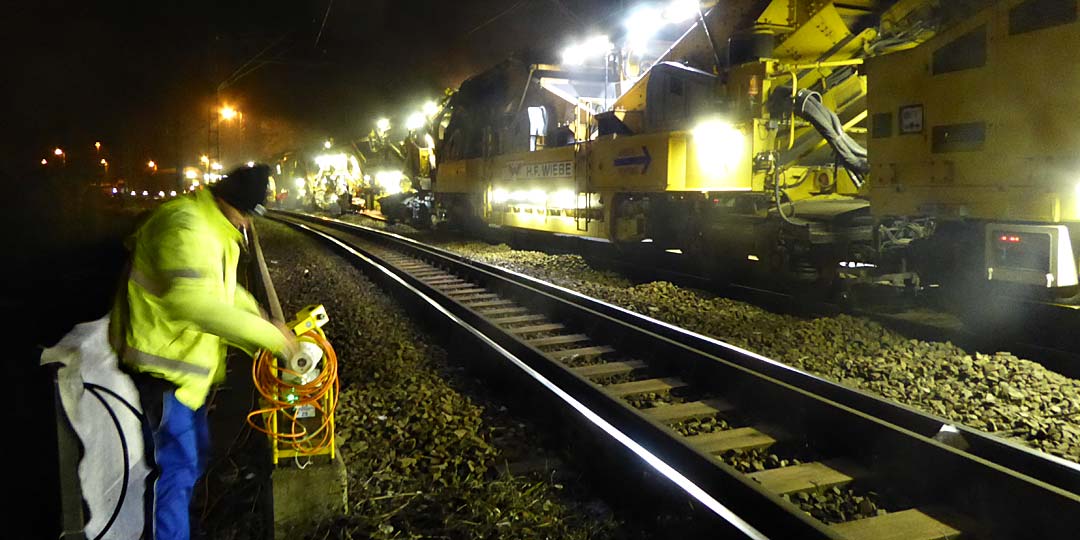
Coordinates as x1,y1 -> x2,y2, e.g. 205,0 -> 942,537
587,131 -> 751,193
867,0 -> 1080,223
436,158 -> 484,194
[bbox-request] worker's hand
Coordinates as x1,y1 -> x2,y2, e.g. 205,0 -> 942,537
275,321 -> 300,360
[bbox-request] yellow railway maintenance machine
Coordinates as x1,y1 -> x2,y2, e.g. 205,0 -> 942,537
866,0 -> 1080,298
436,0 -> 1080,301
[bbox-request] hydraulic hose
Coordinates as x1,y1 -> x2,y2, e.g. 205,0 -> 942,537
773,167 -> 804,228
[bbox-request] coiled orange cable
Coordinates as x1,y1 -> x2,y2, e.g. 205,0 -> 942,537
246,331 -> 339,455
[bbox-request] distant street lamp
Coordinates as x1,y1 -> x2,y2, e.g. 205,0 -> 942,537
376,118 -> 391,134
94,141 -> 102,152
41,158 -> 48,165
148,160 -> 157,171
211,105 -> 243,166
324,140 -> 332,149
220,105 -> 238,121
100,158 -> 109,177
53,147 -> 66,166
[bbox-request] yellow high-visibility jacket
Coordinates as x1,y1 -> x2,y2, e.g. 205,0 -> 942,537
112,189 -> 286,410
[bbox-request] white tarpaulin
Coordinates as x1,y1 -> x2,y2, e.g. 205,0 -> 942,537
42,316 -> 149,540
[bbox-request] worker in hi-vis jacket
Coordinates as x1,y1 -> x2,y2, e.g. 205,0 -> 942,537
110,164 -> 297,540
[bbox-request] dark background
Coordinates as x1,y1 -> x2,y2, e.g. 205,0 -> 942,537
3,0 -> 626,180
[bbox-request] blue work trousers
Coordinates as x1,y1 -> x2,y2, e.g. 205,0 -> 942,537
134,374 -> 210,540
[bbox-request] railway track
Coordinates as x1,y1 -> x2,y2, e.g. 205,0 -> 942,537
270,210 -> 1080,539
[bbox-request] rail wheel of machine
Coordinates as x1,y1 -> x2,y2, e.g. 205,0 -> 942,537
1051,285 -> 1080,305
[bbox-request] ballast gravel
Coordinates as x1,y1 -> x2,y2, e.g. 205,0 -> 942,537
433,241 -> 1080,462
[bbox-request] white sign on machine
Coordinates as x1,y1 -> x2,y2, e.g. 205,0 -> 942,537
507,159 -> 574,179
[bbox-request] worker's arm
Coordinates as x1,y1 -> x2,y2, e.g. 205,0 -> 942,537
151,224 -> 288,356
233,284 -> 265,318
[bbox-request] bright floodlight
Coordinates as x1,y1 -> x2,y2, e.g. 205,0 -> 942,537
147,160 -> 156,169
323,140 -> 332,149
294,178 -> 305,189
376,118 -> 391,132
625,6 -> 663,50
94,141 -> 102,151
422,101 -> 439,117
185,169 -> 198,180
550,190 -> 577,209
562,35 -> 612,66
41,158 -> 47,165
170,190 -> 177,197
663,0 -> 698,23
211,162 -> 223,170
693,119 -> 746,177
562,44 -> 585,66
220,105 -> 238,121
100,158 -> 108,165
246,161 -> 255,167
405,112 -> 426,131
375,170 -> 404,194
54,147 -> 64,156
200,155 -> 210,164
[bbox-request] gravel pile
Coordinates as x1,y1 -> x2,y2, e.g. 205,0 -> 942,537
435,243 -> 1080,462
780,487 -> 892,524
257,220 -> 627,539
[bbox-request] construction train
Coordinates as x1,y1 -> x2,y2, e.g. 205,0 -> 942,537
392,0 -> 1080,304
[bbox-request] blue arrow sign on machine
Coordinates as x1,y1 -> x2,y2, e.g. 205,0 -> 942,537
614,146 -> 651,174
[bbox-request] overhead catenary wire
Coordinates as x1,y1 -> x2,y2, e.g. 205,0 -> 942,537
465,0 -> 530,38
313,0 -> 335,48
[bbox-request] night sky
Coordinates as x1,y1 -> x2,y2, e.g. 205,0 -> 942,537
6,0 -> 624,178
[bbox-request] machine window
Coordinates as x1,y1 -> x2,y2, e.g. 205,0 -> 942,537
871,112 -> 893,138
932,26 -> 987,75
527,106 -> 547,151
990,232 -> 1052,273
1009,0 -> 1078,35
931,122 -> 986,153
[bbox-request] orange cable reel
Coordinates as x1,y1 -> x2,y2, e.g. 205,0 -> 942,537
247,305 -> 339,457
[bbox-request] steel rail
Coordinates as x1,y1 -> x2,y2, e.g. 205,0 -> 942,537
272,210 -> 1080,539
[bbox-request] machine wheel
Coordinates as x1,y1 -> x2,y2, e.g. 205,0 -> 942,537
1051,286 -> 1080,305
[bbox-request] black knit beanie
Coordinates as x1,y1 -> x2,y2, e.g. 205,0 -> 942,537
210,164 -> 271,214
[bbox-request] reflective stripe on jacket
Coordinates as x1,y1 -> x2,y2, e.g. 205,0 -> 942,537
114,189 -> 286,410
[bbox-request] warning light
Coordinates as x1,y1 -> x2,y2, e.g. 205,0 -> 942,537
999,234 -> 1022,244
